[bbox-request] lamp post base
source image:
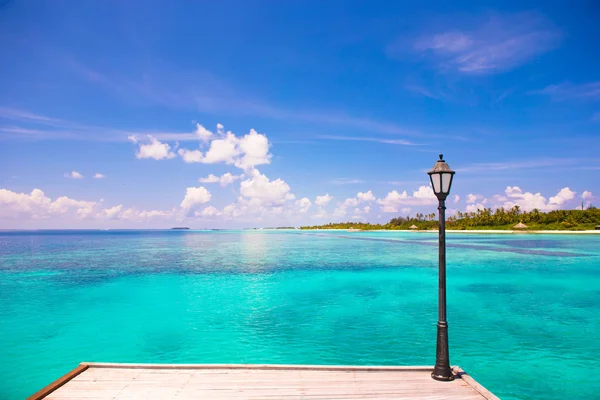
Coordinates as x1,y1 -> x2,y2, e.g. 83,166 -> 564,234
431,369 -> 454,381
431,321 -> 454,381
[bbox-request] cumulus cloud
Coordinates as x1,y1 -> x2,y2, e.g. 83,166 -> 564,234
377,186 -> 437,212
357,190 -> 376,202
333,189 -> 379,217
93,173 -> 105,179
99,205 -> 123,219
453,194 -> 460,204
315,194 -> 333,207
195,123 -> 213,142
465,203 -> 486,213
548,187 -> 576,208
65,171 -> 84,179
177,127 -> 272,170
239,168 -> 295,207
135,136 -> 176,160
582,191 -> 593,200
295,197 -> 312,213
0,188 -> 95,219
466,193 -> 485,204
497,186 -> 576,212
118,208 -> 175,221
0,188 -> 180,224
198,174 -> 219,184
195,206 -> 221,218
235,129 -> 271,169
178,148 -> 204,163
180,186 -> 212,214
198,172 -> 240,187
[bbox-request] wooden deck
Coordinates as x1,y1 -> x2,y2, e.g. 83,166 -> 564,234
29,363 -> 499,400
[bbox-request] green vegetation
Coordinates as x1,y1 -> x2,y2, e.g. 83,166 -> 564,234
300,206 -> 600,231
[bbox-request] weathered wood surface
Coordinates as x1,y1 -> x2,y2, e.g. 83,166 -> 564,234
32,363 -> 499,400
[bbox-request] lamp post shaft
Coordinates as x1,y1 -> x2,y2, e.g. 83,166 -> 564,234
431,199 -> 453,381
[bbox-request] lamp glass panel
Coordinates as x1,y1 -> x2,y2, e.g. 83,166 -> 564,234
441,173 -> 453,193
430,173 -> 441,194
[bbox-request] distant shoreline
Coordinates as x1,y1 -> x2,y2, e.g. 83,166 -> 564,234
299,229 -> 600,234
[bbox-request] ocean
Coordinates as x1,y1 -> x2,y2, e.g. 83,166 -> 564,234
1,230 -> 599,399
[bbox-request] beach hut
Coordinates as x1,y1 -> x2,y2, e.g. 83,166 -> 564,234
513,222 -> 528,230
409,224 -> 418,230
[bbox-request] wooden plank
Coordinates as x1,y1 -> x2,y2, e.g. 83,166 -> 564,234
453,366 -> 500,400
27,363 -> 89,400
31,363 -> 497,399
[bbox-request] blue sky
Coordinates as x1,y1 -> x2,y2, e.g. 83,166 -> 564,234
1,0 -> 599,228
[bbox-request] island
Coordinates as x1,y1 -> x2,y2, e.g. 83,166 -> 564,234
301,206 -> 600,231
170,227 -> 190,230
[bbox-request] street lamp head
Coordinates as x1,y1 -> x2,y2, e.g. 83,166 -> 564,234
428,154 -> 455,201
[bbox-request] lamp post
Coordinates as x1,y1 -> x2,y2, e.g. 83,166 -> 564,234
428,154 -> 455,382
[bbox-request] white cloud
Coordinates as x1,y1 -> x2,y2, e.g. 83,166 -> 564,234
0,188 -> 181,223
343,197 -> 359,207
400,12 -> 561,75
532,81 -> 600,100
377,186 -> 437,212
93,173 -> 105,179
363,205 -> 371,213
198,172 -> 240,187
582,191 -> 593,200
235,129 -> 272,169
357,190 -> 376,202
195,206 -> 221,218
239,169 -> 295,207
136,136 -> 176,160
0,188 -> 96,219
219,172 -> 239,187
465,203 -> 486,213
315,194 -> 333,207
198,174 -> 220,183
500,186 -> 576,212
180,186 -> 212,214
466,193 -> 484,204
177,127 -> 272,170
453,194 -> 460,204
118,208 -> 175,221
222,203 -> 242,219
65,171 -> 84,179
127,135 -> 138,143
178,148 -> 204,163
202,132 -> 239,164
194,123 -> 213,142
548,187 -> 576,208
99,205 -> 123,219
295,197 -> 312,213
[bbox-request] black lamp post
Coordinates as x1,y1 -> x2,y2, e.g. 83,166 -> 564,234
428,154 -> 456,382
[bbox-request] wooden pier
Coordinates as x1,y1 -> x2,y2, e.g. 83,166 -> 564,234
29,363 -> 499,399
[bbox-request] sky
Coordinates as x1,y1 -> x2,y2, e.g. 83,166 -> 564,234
1,0 -> 599,229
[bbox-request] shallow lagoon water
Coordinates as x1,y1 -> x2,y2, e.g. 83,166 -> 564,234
1,230 -> 599,399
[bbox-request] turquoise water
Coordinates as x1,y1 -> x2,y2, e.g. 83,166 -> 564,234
1,230 -> 599,399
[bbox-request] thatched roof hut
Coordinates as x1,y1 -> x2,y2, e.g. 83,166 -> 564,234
409,224 -> 418,230
513,222 -> 528,230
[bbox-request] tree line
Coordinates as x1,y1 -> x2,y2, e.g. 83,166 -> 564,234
300,206 -> 600,231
